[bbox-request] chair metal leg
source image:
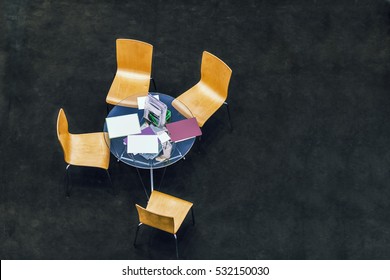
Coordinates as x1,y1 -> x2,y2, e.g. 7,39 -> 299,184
174,234 -> 179,259
151,77 -> 157,91
64,164 -> 71,197
158,167 -> 167,192
224,101 -> 233,131
136,168 -> 150,200
191,207 -> 195,226
106,169 -> 116,195
196,136 -> 202,154
134,223 -> 142,246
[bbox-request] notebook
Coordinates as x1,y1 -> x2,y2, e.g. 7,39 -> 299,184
127,135 -> 159,154
105,114 -> 141,139
165,117 -> 202,143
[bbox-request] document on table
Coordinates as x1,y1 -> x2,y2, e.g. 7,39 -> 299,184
137,94 -> 159,109
123,126 -> 155,145
165,117 -> 202,142
105,114 -> 141,139
127,135 -> 159,154
157,131 -> 171,143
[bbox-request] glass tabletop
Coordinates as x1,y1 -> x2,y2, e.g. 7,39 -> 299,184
103,92 -> 196,170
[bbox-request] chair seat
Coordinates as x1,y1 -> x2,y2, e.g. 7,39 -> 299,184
57,108 -> 114,197
173,82 -> 226,127
172,51 -> 232,128
106,39 -> 153,106
65,132 -> 110,170
134,190 -> 194,258
106,73 -> 150,105
146,191 -> 193,234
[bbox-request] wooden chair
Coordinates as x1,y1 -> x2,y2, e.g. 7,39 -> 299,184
106,39 -> 155,109
172,51 -> 232,129
56,108 -> 114,196
134,190 -> 195,259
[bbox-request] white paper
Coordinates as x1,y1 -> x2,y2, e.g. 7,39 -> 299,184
127,135 -> 159,154
105,114 -> 141,139
157,132 -> 171,143
137,95 -> 159,109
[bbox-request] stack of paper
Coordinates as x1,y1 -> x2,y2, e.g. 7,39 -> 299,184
127,135 -> 159,154
143,95 -> 167,128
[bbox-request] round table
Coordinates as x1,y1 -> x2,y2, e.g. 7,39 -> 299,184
103,92 -> 196,196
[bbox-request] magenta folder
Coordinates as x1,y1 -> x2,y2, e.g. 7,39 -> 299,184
165,117 -> 202,142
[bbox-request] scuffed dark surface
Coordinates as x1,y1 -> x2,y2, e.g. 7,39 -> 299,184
1,0 -> 390,259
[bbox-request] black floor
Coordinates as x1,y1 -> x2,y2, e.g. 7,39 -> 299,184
1,0 -> 390,260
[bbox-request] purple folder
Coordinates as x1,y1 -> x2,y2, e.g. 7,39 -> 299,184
123,126 -> 155,145
165,117 -> 202,143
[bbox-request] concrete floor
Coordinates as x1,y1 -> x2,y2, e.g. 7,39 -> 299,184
1,0 -> 390,259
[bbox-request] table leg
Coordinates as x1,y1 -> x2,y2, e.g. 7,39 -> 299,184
135,168 -> 149,200
150,167 -> 154,193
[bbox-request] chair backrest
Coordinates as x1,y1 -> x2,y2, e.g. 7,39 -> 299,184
56,108 -> 71,163
116,39 -> 153,75
135,204 -> 175,234
200,51 -> 232,100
